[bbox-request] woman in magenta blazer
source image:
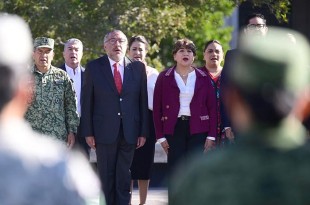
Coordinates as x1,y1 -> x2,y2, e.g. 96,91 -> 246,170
153,38 -> 217,173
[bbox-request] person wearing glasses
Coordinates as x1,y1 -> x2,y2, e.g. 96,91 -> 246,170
221,13 -> 268,140
244,13 -> 268,36
80,30 -> 148,205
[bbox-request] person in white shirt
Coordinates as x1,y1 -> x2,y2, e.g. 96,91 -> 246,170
128,35 -> 159,205
60,38 -> 89,156
153,38 -> 217,179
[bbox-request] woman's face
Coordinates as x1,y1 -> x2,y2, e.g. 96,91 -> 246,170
128,41 -> 147,62
203,42 -> 223,68
173,48 -> 195,67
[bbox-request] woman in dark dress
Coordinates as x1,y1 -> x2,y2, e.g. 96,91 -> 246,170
128,35 -> 159,205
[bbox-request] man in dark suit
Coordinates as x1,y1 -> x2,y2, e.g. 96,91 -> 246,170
81,30 -> 148,205
221,13 -> 269,139
59,38 -> 89,156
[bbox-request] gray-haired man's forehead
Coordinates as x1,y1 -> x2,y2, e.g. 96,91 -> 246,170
64,38 -> 83,49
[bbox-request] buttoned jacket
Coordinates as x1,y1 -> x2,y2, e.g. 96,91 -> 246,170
153,66 -> 217,140
80,55 -> 148,144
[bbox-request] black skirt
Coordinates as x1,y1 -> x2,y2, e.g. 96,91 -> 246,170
130,110 -> 156,180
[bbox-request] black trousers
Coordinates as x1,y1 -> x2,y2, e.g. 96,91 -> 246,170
73,119 -> 90,157
96,124 -> 136,205
166,118 -> 206,174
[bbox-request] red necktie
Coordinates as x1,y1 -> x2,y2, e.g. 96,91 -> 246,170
113,63 -> 122,94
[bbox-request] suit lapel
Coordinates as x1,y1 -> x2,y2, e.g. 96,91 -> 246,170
122,57 -> 133,94
81,65 -> 85,91
166,67 -> 179,89
60,64 -> 66,72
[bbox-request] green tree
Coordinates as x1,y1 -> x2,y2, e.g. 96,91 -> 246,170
0,0 -> 290,68
231,0 -> 290,23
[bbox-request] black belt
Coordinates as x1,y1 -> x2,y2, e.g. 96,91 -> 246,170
179,115 -> 190,121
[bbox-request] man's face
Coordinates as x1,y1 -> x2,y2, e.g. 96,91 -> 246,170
245,17 -> 268,37
32,47 -> 54,71
104,31 -> 128,62
63,41 -> 83,69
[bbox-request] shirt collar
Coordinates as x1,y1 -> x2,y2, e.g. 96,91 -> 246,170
32,65 -> 52,75
108,57 -> 125,68
65,64 -> 81,74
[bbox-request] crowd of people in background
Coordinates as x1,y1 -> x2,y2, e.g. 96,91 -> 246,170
2,10 -> 310,205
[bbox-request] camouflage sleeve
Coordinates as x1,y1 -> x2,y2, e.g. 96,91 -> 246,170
63,73 -> 79,134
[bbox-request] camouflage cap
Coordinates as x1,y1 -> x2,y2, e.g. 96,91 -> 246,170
34,37 -> 54,49
230,27 -> 310,94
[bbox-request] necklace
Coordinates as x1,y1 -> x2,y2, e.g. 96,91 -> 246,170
176,67 -> 193,78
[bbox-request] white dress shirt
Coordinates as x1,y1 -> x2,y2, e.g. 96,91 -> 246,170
157,69 -> 214,142
174,70 -> 196,117
65,64 -> 81,116
108,57 -> 124,82
146,66 -> 159,110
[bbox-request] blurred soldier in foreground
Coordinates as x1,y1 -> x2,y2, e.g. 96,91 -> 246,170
170,27 -> 310,205
0,13 -> 103,205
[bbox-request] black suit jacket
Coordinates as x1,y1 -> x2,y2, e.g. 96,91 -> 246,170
221,49 -> 239,128
80,55 -> 149,144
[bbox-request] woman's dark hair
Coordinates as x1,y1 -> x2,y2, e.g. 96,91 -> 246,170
172,38 -> 196,56
203,40 -> 222,52
128,35 -> 149,50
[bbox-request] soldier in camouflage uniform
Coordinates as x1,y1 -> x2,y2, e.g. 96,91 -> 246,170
25,37 -> 79,147
170,28 -> 310,205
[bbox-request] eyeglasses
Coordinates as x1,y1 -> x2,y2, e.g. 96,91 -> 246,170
246,24 -> 266,30
106,38 -> 127,44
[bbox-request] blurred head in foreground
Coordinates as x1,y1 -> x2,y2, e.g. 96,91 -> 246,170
0,13 -> 103,205
224,27 -> 310,148
0,13 -> 32,117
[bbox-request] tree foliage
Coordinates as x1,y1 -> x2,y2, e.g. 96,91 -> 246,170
231,0 -> 291,23
0,0 -> 290,69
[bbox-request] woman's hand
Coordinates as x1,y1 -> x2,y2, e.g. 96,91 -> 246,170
204,139 -> 215,153
225,128 -> 235,142
160,140 -> 170,155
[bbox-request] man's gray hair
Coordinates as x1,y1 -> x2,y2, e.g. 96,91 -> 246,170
103,30 -> 127,44
64,38 -> 83,51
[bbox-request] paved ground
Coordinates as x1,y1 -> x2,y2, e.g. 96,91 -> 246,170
88,188 -> 168,205
131,188 -> 168,205
88,143 -> 168,204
